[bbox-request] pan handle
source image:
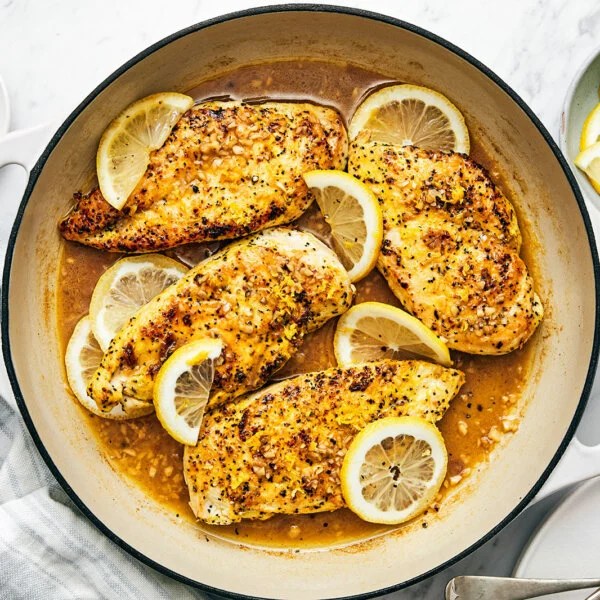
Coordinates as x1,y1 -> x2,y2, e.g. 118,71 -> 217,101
533,437 -> 600,503
0,123 -> 54,170
0,123 -> 55,405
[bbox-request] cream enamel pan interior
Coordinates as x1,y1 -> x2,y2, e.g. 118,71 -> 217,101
2,6 -> 599,599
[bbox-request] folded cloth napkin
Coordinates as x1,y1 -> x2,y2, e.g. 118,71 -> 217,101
0,378 -> 208,600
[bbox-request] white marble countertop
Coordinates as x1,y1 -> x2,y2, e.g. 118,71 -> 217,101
1,0 -> 599,598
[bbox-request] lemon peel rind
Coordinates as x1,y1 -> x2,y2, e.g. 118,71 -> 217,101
580,103 -> 600,151
65,316 -> 153,420
341,416 -> 447,525
575,141 -> 600,194
89,254 -> 188,352
303,169 -> 383,283
349,83 -> 470,154
97,92 -> 194,210
154,338 -> 223,445
333,301 -> 452,368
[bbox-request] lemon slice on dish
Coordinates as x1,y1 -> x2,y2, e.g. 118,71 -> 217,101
89,254 -> 188,352
575,141 -> 600,194
154,338 -> 223,445
303,170 -> 383,282
65,316 -> 153,420
334,301 -> 451,367
341,416 -> 447,524
580,103 -> 600,151
349,84 -> 470,154
97,92 -> 194,209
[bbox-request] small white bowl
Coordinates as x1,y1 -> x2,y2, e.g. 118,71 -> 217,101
560,47 -> 600,210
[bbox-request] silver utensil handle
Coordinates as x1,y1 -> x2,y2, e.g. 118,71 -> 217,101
446,576 -> 600,600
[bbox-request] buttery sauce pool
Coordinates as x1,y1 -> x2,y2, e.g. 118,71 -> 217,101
57,59 -> 534,549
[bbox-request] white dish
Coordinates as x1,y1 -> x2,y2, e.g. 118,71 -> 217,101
560,46 -> 600,211
0,75 -> 9,137
514,477 -> 600,599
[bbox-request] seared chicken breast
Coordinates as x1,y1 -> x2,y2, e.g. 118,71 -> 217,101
59,101 -> 348,252
348,139 -> 543,355
88,228 -> 353,414
184,359 -> 464,524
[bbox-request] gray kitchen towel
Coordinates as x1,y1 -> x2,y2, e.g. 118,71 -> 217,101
0,378 -> 207,600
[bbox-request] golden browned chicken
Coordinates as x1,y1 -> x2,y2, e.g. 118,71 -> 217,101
59,101 -> 348,252
348,138 -> 543,355
88,228 -> 353,414
184,359 -> 464,524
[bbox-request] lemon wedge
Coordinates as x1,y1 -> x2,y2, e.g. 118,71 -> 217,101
89,254 -> 188,352
65,316 -> 153,419
303,170 -> 383,282
334,301 -> 451,367
153,339 -> 223,445
97,92 -> 194,209
580,103 -> 600,151
575,141 -> 600,194
341,416 -> 447,524
349,84 -> 470,153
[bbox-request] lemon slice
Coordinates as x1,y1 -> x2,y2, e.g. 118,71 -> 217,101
303,170 -> 383,282
97,92 -> 194,209
334,301 -> 451,367
65,316 -> 153,419
575,141 -> 600,194
89,254 -> 188,352
341,416 -> 447,524
580,103 -> 600,151
154,338 -> 223,445
349,84 -> 470,153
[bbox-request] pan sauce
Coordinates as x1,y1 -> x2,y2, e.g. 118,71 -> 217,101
57,59 -> 535,549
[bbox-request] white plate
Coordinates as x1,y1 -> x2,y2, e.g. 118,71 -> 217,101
0,75 -> 9,137
514,477 -> 600,599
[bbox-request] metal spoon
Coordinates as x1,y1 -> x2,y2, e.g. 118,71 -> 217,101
446,576 -> 600,600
